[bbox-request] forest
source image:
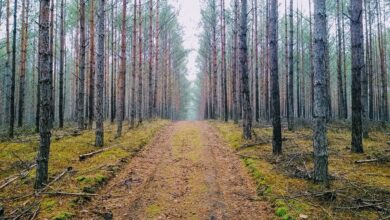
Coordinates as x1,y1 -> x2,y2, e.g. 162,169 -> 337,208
0,0 -> 389,219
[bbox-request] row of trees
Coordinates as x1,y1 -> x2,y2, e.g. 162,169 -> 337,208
197,0 -> 389,183
198,0 -> 389,126
0,0 -> 190,188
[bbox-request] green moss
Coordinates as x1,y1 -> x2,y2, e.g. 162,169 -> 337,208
275,207 -> 288,217
41,199 -> 57,211
53,212 -> 74,220
145,204 -> 162,218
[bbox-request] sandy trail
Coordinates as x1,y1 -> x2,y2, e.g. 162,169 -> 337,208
78,121 -> 272,220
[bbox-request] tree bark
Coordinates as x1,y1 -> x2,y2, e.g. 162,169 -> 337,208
59,0 -> 65,128
130,0 -> 137,128
35,0 -> 52,189
78,0 -> 86,130
9,0 -> 17,138
287,0 -> 294,130
148,0 -> 154,119
116,0 -> 126,137
88,0 -> 96,129
232,0 -> 239,124
313,0 -> 329,184
269,0 -> 282,154
137,0 -> 143,125
18,0 -> 29,127
351,0 -> 364,153
95,0 -> 105,147
240,0 -> 252,139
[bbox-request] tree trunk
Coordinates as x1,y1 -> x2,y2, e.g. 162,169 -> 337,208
59,0 -> 65,128
240,0 -> 252,139
232,0 -> 239,124
88,0 -> 96,129
137,0 -> 143,125
95,0 -> 105,147
287,0 -> 294,130
35,0 -> 52,189
9,0 -> 17,138
153,0 -> 159,117
130,0 -> 137,128
313,0 -> 329,184
269,0 -> 282,154
351,0 -> 364,153
148,0 -> 153,119
18,0 -> 29,127
337,0 -> 347,119
221,0 -> 228,122
116,0 -> 126,137
78,0 -> 86,130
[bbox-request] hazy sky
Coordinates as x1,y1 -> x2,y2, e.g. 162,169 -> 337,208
168,0 -> 202,82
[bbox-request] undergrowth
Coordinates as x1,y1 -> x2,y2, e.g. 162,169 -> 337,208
211,121 -> 390,220
0,120 -> 169,219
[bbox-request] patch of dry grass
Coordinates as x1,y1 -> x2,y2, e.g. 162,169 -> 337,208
211,121 -> 390,220
0,120 -> 169,219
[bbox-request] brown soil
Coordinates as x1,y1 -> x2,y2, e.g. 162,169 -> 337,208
77,121 -> 272,220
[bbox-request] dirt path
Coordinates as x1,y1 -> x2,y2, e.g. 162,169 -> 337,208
78,121 -> 272,219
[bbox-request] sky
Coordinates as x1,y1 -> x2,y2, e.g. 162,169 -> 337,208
168,0 -> 202,82
167,0 -> 312,83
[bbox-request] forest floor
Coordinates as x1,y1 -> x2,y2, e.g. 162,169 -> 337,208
212,120 -> 390,220
1,120 -> 389,220
76,121 -> 272,219
0,120 -> 169,219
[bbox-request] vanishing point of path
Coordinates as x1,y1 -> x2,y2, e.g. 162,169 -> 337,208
78,121 -> 272,220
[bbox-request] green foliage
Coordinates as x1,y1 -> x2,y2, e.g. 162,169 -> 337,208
53,212 -> 74,220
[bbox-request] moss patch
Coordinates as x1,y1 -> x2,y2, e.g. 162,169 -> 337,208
211,121 -> 390,219
0,120 -> 169,219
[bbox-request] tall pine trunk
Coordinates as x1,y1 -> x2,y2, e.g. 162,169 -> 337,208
232,0 -> 239,124
351,0 -> 364,153
269,0 -> 282,154
148,0 -> 153,119
18,0 -> 29,127
88,0 -> 96,129
287,0 -> 294,130
137,0 -> 143,125
78,0 -> 86,130
95,0 -> 105,147
116,0 -> 126,137
59,0 -> 65,128
35,0 -> 52,189
130,0 -> 137,128
240,0 -> 252,139
313,0 -> 329,184
9,0 -> 17,138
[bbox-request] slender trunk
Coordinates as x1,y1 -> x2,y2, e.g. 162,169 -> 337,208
5,0 -> 11,126
362,0 -> 369,137
212,0 -> 217,119
35,0 -> 52,189
221,0 -> 228,122
88,0 -> 96,129
116,0 -> 126,137
59,0 -> 65,128
148,0 -> 153,119
337,0 -> 347,119
130,0 -> 137,128
233,0 -> 239,124
240,0 -> 252,139
313,0 -> 329,184
287,0 -> 294,130
18,0 -> 29,127
9,0 -> 17,138
254,0 -> 259,123
95,0 -> 105,147
153,0 -> 159,117
351,0 -> 364,153
78,0 -> 86,130
270,0 -> 282,154
137,0 -> 143,125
